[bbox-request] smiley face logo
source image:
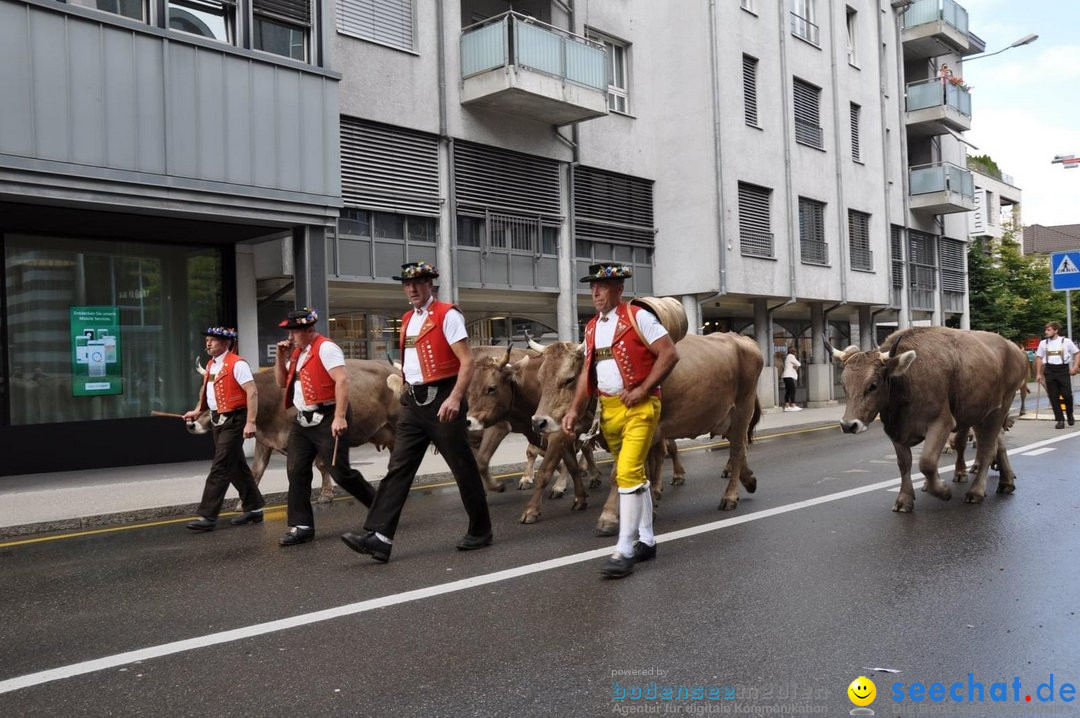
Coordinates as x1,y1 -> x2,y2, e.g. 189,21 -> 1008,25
848,676 -> 876,706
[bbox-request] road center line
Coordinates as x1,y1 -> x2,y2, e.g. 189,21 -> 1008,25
1,431 -> 1076,696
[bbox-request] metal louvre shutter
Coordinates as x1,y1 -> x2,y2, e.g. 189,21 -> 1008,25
850,103 -> 861,161
743,55 -> 758,126
254,0 -> 310,24
738,182 -> 772,257
799,197 -> 827,264
574,166 -> 654,246
337,0 -> 414,51
848,209 -> 872,270
793,78 -> 822,148
455,142 -> 563,221
909,230 -> 937,290
340,117 -> 440,216
940,238 -> 966,292
891,225 -> 904,288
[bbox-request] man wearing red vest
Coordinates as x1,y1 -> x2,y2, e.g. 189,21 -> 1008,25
183,327 -> 265,531
561,263 -> 679,578
274,308 -> 376,546
341,262 -> 492,562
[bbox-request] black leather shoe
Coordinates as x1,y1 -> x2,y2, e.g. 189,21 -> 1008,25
1056,421 -> 1065,429
1069,417 -> 1075,426
455,531 -> 493,551
600,553 -> 635,578
632,540 -> 657,562
278,527 -> 315,546
341,531 -> 391,562
186,517 -> 217,532
230,511 -> 264,526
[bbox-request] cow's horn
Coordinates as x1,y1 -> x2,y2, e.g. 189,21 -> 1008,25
823,339 -> 847,363
195,356 -> 206,376
525,333 -> 547,353
577,340 -> 586,355
878,350 -> 890,363
499,342 -> 513,368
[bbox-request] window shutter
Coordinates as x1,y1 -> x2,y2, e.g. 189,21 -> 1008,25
890,225 -> 904,288
799,197 -> 827,264
743,55 -> 758,126
738,182 -> 772,257
908,230 -> 937,291
254,0 -> 310,25
337,0 -> 414,51
340,117 -> 440,216
454,142 -> 563,222
574,166 -> 655,246
850,103 -> 861,162
940,238 -> 966,292
793,79 -> 822,148
848,209 -> 872,270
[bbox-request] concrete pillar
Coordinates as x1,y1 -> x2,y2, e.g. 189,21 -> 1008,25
235,245 -> 260,367
291,226 -> 330,336
437,140 -> 457,305
753,298 -> 776,409
807,301 -> 836,407
682,294 -> 700,335
858,305 -> 873,351
557,164 -> 576,341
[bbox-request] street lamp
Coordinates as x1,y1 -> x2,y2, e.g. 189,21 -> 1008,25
964,33 -> 1039,61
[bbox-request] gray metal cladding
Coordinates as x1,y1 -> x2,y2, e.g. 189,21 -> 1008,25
339,117 -> 440,216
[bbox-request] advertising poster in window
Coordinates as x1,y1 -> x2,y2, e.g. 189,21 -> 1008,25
71,306 -> 123,396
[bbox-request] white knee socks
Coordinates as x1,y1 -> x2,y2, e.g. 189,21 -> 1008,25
638,488 -> 655,547
616,490 -> 645,558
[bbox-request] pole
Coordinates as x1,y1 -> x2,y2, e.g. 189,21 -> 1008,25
1068,290 -> 1073,341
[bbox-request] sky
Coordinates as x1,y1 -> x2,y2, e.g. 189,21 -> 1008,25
960,0 -> 1080,227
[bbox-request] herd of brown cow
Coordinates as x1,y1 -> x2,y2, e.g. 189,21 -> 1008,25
187,324 -> 1028,524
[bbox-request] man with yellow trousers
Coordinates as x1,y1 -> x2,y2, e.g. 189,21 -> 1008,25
561,263 -> 679,578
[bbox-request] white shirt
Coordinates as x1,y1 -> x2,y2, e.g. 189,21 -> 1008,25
595,306 -> 668,395
205,353 -> 253,412
782,353 -> 801,380
289,339 -> 346,411
402,295 -> 467,385
1036,336 -> 1078,366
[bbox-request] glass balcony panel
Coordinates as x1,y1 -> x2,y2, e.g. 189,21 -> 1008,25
910,164 -> 947,195
906,78 -> 971,117
514,19 -> 563,77
461,18 -> 507,78
903,0 -> 968,34
565,40 -> 607,91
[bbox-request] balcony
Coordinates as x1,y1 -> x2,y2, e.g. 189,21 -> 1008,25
460,12 -> 609,125
909,162 -> 975,215
905,78 -> 971,137
901,0 -> 981,59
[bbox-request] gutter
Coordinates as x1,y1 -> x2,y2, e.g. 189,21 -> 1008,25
707,0 -> 728,295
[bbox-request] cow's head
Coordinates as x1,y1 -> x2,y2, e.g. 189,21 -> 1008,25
466,346 -> 531,432
185,411 -> 212,435
531,341 -> 586,434
827,340 -> 916,434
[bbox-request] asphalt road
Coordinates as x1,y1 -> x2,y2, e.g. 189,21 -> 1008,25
1,419 -> 1078,717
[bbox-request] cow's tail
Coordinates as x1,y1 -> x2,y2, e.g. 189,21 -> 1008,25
747,397 -> 762,445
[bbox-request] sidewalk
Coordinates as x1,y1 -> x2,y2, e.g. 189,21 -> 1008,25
0,403 -> 847,538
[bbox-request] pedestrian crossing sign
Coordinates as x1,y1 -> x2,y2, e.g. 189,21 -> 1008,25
1051,251 -> 1080,290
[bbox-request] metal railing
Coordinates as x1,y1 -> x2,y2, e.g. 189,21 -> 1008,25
906,77 -> 971,116
740,229 -> 774,258
790,11 -> 820,46
909,162 -> 974,199
460,12 -> 607,91
801,240 -> 829,265
902,0 -> 969,35
850,247 -> 874,271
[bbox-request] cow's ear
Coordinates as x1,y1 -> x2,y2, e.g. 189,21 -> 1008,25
504,354 -> 530,383
887,350 -> 917,377
386,374 -> 406,400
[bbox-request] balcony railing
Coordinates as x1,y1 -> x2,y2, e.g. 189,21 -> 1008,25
801,240 -> 829,265
790,12 -> 820,46
903,0 -> 969,35
460,12 -> 607,92
851,247 -> 874,271
740,229 -> 775,258
906,77 -> 971,116
910,162 -> 974,199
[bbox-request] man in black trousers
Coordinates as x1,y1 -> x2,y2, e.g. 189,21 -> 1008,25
342,261 -> 492,562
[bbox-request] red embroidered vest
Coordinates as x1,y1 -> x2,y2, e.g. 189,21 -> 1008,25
583,302 -> 660,397
197,352 -> 248,413
399,301 -> 462,384
284,334 -> 337,409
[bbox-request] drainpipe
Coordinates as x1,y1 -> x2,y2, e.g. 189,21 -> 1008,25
776,0 -> 797,301
436,0 -> 458,303
892,5 -> 912,329
708,0 -> 728,296
828,0 -> 848,302
876,1 -> 898,329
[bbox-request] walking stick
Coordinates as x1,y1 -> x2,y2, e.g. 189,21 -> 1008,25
332,432 -> 340,468
1034,380 -> 1041,420
151,411 -> 187,419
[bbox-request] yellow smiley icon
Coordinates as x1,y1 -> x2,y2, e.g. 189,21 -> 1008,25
848,676 -> 876,706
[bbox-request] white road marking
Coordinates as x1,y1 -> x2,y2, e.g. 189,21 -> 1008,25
1021,447 -> 1056,457
1,432 -> 1077,697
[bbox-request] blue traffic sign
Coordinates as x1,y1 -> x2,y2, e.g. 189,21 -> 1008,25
1050,251 -> 1080,291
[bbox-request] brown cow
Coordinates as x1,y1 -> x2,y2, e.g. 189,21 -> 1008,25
187,360 -> 399,502
828,326 -> 1027,512
530,332 -> 763,534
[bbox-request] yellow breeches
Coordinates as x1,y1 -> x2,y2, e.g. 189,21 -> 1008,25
598,394 -> 662,492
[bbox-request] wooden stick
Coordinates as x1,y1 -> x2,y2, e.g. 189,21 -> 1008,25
332,432 -> 341,468
151,411 -> 187,419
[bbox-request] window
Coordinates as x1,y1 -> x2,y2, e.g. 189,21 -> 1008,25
850,103 -> 861,162
798,197 -> 828,265
890,225 -> 904,290
251,0 -> 310,60
848,210 -> 873,271
940,238 -> 966,293
846,7 -> 858,65
337,0 -> 414,52
790,0 -> 819,45
908,231 -> 937,311
793,78 -> 823,149
738,183 -> 773,258
167,0 -> 234,44
593,34 -> 630,114
743,55 -> 759,127
336,209 -> 438,278
68,0 -> 146,21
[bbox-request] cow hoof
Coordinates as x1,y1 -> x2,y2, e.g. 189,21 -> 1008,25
549,488 -> 564,499
487,482 -> 506,493
892,496 -> 914,512
996,482 -> 1016,495
741,474 -> 757,494
517,479 -> 534,490
717,498 -> 738,511
316,493 -> 334,505
670,475 -> 685,486
953,472 -> 968,483
572,498 -> 587,511
962,491 -> 985,504
519,510 -> 539,524
588,477 -> 602,489
596,516 -> 618,535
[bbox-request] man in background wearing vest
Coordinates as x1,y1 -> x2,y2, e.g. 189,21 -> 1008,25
561,263 -> 679,578
183,327 -> 265,531
342,262 -> 492,562
1034,320 -> 1080,429
275,308 -> 376,546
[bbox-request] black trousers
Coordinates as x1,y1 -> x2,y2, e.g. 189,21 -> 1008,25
1045,364 -> 1074,422
783,377 -> 797,404
196,410 -> 265,519
286,405 -> 375,528
364,381 -> 491,540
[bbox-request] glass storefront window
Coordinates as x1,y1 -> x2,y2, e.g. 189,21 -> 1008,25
4,235 -> 222,425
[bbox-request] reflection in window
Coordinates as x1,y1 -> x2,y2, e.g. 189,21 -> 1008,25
68,0 -> 146,21
254,16 -> 306,61
168,0 -> 233,43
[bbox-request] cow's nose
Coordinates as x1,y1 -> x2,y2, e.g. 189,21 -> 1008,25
465,416 -> 482,432
532,416 -> 549,433
840,420 -> 863,434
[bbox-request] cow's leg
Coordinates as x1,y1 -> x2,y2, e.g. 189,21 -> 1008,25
966,422 -> 1004,503
596,460 -> 620,536
918,422 -> 953,502
994,430 -> 1017,494
666,439 -> 686,486
581,444 -> 602,489
313,457 -> 335,504
648,441 -> 664,504
550,444 -> 580,499
520,437 -> 563,524
250,442 -> 273,485
718,401 -> 755,511
952,425 -> 970,484
474,423 -> 510,493
519,443 -> 542,490
558,444 -> 589,511
893,443 -> 916,512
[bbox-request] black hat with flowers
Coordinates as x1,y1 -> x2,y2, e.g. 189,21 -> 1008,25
392,261 -> 439,282
204,326 -> 238,340
278,308 -> 319,330
579,262 -> 633,283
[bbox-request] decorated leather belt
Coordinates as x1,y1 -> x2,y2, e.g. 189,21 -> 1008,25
406,377 -> 454,407
297,403 -> 335,427
595,347 -> 614,360
403,336 -> 418,349
210,409 -> 242,426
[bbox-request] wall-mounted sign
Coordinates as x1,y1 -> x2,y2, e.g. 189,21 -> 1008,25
71,306 -> 123,396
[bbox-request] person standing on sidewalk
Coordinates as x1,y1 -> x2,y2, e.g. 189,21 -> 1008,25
561,262 -> 679,579
275,308 -> 376,546
341,262 -> 493,563
1034,321 -> 1080,429
183,327 -> 265,531
782,346 -> 802,412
